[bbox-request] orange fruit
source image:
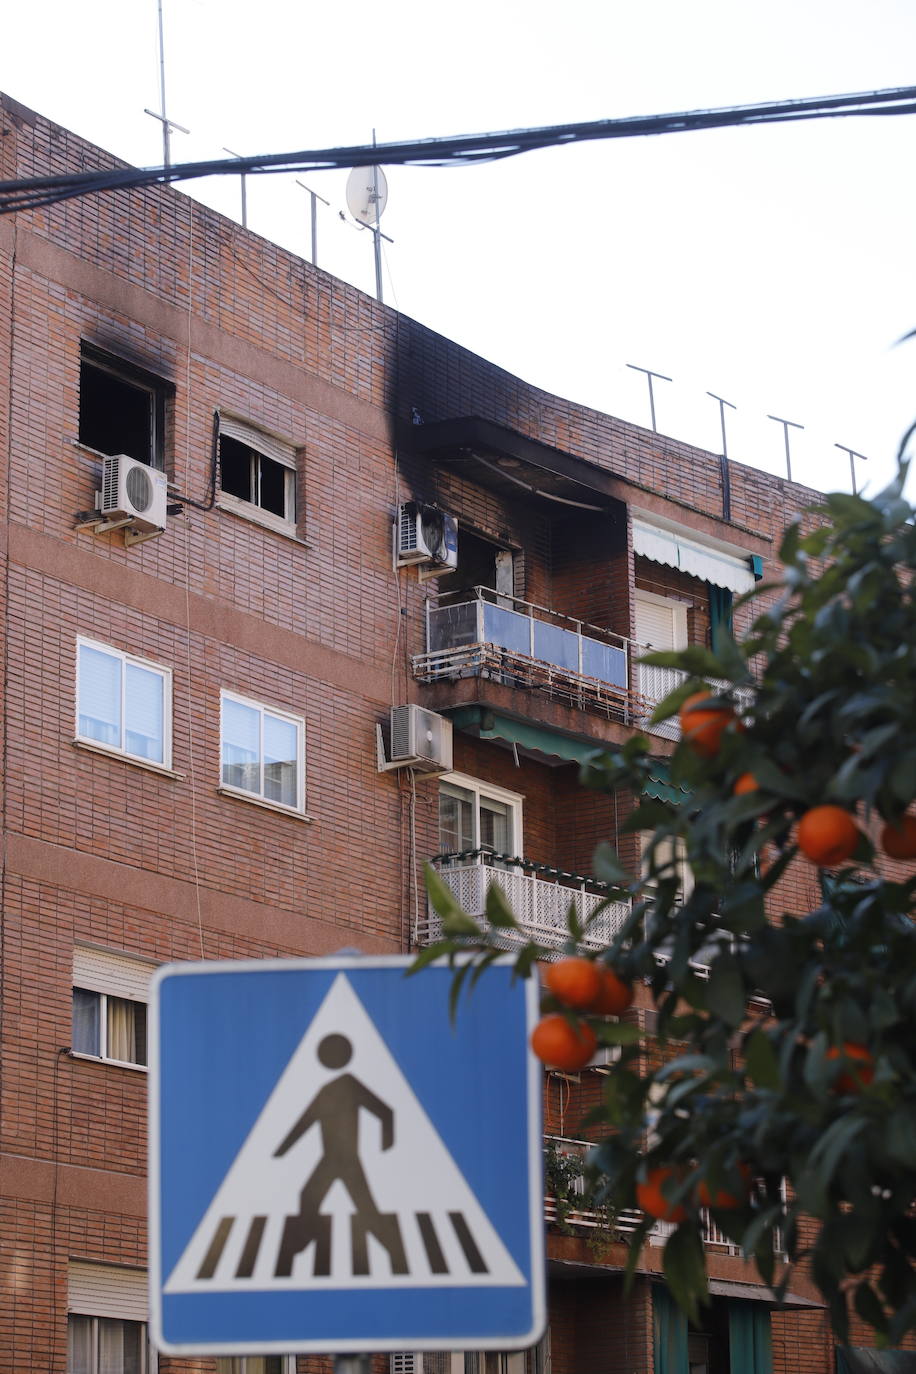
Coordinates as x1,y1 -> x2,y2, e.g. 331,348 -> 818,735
543,957 -> 602,1011
796,805 -> 860,866
733,772 -> 759,796
679,692 -> 737,758
826,1042 -> 875,1094
530,1014 -> 597,1072
881,815 -> 916,860
696,1164 -> 752,1210
636,1167 -> 687,1223
591,965 -> 634,1016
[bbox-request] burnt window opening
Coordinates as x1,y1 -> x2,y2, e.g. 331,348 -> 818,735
78,346 -> 168,470
436,527 -> 514,605
218,425 -> 297,527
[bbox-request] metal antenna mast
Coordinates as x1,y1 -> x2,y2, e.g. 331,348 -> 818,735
835,443 -> 869,495
626,364 -> 672,433
223,148 -> 248,227
767,414 -> 804,483
144,0 -> 189,168
296,182 -> 330,266
707,391 -> 736,521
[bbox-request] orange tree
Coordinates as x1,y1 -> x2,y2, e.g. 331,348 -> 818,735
418,462 -> 916,1343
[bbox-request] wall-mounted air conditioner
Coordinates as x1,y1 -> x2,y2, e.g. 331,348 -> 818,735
96,454 -> 168,536
377,705 -> 453,774
589,1044 -> 623,1072
396,501 -> 458,573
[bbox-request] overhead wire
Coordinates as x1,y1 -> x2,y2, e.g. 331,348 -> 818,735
1,85 -> 916,215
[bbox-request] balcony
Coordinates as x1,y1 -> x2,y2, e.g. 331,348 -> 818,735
546,1137 -> 776,1254
413,588 -> 643,724
419,850 -> 630,951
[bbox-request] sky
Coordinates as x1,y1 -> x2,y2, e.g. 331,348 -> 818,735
2,0 -> 915,499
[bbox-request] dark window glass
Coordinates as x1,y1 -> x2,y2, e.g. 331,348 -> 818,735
72,988 -> 100,1056
79,360 -> 157,466
259,456 -> 287,516
220,434 -> 254,501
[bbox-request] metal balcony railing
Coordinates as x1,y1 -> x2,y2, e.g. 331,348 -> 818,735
413,587 -> 642,723
418,851 -> 630,951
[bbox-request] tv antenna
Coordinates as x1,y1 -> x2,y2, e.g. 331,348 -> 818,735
626,364 -> 672,433
346,134 -> 390,302
144,0 -> 189,168
835,443 -> 868,495
296,182 -> 331,266
767,414 -> 804,483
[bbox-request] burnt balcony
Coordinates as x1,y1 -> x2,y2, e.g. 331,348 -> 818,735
418,849 -> 630,951
412,587 -> 641,724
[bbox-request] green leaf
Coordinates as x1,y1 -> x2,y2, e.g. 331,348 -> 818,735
705,953 -> 746,1027
592,841 -> 631,885
662,1224 -> 708,1325
484,881 -> 519,929
744,1027 -> 780,1090
854,1282 -> 888,1337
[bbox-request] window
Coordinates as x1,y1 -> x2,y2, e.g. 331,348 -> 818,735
215,1360 -> 296,1374
76,639 -> 171,767
71,947 -> 155,1069
438,774 -> 522,859
220,691 -> 305,812
79,345 -> 168,470
67,1262 -> 154,1374
219,418 -> 297,533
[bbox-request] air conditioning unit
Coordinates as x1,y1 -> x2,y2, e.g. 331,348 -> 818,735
397,501 -> 458,573
96,454 -> 168,534
589,1044 -> 622,1071
387,705 -> 453,772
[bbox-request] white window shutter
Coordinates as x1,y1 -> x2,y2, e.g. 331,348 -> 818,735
220,417 -> 295,470
72,946 -> 157,1002
68,1261 -> 148,1321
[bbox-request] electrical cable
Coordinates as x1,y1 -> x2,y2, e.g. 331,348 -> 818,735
2,86 -> 916,215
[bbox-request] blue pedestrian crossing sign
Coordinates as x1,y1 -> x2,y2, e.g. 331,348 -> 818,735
149,955 -> 544,1356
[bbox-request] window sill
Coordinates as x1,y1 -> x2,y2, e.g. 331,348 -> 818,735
217,785 -> 313,822
218,494 -> 312,546
73,738 -> 184,780
69,1051 -> 148,1074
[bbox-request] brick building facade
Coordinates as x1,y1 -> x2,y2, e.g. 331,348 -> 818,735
0,92 -> 898,1373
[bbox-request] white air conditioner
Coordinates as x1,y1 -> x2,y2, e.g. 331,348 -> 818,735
96,454 -> 168,534
388,705 -> 453,772
397,501 -> 458,573
589,1044 -> 622,1071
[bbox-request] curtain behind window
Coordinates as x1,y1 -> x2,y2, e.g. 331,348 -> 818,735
653,1286 -> 688,1374
79,646 -> 121,747
728,1301 -> 772,1374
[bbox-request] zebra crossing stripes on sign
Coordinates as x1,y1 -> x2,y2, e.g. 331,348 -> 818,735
150,955 -> 544,1356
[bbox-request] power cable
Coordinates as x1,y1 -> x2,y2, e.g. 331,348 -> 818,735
1,85 -> 916,215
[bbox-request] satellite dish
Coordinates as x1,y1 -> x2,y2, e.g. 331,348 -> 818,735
346,165 -> 389,227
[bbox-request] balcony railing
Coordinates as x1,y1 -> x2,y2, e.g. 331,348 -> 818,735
413,587 -> 643,723
546,1137 -> 784,1255
418,850 -> 630,951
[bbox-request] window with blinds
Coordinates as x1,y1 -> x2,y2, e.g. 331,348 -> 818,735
67,1262 -> 154,1374
71,946 -> 157,1069
220,690 -> 305,813
76,638 -> 171,767
219,417 -> 298,534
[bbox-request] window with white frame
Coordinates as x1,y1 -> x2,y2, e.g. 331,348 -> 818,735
71,946 -> 155,1069
215,1359 -> 296,1374
67,1261 -> 155,1374
438,774 -> 522,859
219,417 -> 297,534
220,691 -> 305,812
76,638 -> 171,767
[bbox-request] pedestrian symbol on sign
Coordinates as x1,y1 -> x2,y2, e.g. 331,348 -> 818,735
163,973 -> 525,1292
274,1031 -> 407,1276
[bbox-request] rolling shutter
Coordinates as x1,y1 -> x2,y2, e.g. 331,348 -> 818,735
68,1261 -> 148,1321
72,947 -> 157,1002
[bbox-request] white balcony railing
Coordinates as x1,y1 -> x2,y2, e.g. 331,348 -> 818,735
418,851 -> 630,951
546,1136 -> 785,1256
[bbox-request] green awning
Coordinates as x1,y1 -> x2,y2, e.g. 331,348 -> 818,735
447,706 -> 597,765
644,762 -> 691,806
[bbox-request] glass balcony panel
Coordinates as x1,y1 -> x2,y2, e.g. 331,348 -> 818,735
481,602 -> 531,655
533,620 -> 579,671
429,601 -> 477,653
582,636 -> 627,689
